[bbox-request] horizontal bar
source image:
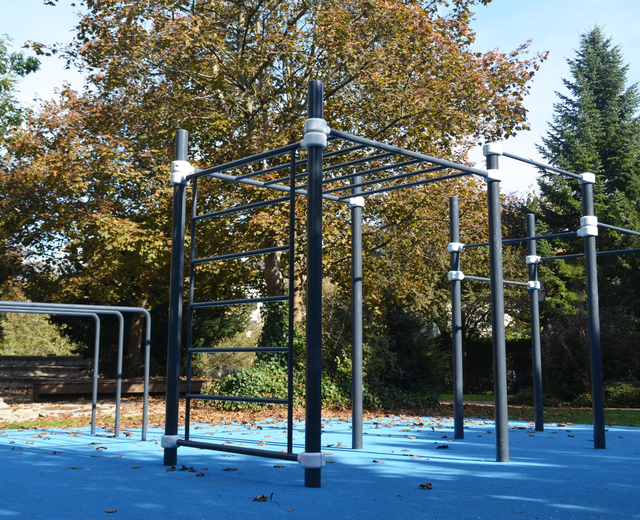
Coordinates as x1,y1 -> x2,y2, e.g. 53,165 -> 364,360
337,171 -> 468,199
464,231 -> 578,250
330,129 -> 488,177
189,347 -> 288,353
598,222 -> 640,237
464,275 -> 529,287
188,143 -> 301,180
541,247 -> 640,262
192,245 -> 289,266
188,394 -> 288,404
325,165 -> 447,195
191,295 -> 289,309
176,439 -> 298,461
194,195 -> 291,221
540,253 -> 584,261
502,152 -> 582,180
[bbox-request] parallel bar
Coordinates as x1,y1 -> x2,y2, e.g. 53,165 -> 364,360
190,394 -> 288,404
194,195 -> 291,221
192,245 -> 290,265
449,196 -> 464,440
464,231 -> 578,250
351,175 -> 364,449
191,295 -> 288,309
541,248 -> 640,261
337,171 -> 468,200
582,181 -> 605,449
189,347 -> 288,353
598,222 -> 640,237
464,275 -> 528,287
187,142 -> 301,181
310,158 -> 424,191
502,152 -> 582,180
330,129 -> 489,177
527,214 -> 544,432
540,253 -> 585,261
177,439 -> 298,461
323,165 -> 447,195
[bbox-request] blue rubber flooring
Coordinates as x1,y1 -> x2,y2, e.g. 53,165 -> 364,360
1,415 -> 638,519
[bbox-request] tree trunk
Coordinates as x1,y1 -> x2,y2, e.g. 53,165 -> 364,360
126,297 -> 148,377
292,262 -> 306,323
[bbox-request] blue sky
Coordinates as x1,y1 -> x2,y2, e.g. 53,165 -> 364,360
2,0 -> 640,194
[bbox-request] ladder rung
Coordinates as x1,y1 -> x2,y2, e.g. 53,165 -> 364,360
194,196 -> 290,221
189,394 -> 288,404
189,346 -> 288,353
191,295 -> 288,309
192,245 -> 289,266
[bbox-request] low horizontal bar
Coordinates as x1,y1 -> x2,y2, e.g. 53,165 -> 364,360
325,165 -> 447,195
598,222 -> 640,237
541,247 -> 640,262
464,275 -> 528,287
464,231 -> 578,250
188,394 -> 288,404
188,142 -> 301,180
330,129 -> 488,177
194,195 -> 291,221
192,245 -> 289,265
501,152 -> 582,180
337,170 -> 467,199
191,295 -> 289,309
176,439 -> 298,461
540,253 -> 584,261
189,347 -> 288,353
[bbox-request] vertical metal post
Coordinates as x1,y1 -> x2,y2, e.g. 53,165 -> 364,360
526,214 -> 544,432
164,129 -> 189,466
483,144 -> 509,463
449,196 -> 464,439
287,152 -> 297,455
90,315 -> 100,436
351,177 -> 363,449
580,178 -> 606,449
305,80 -> 324,487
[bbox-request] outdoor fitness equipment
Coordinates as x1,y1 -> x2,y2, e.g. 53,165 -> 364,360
163,80 -> 514,488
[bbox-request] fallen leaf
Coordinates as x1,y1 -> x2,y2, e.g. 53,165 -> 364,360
373,460 -> 385,464
196,472 -> 205,477
253,495 -> 268,502
274,465 -> 286,468
223,468 -> 237,471
67,466 -> 82,470
436,445 -> 449,450
166,466 -> 176,472
26,441 -> 33,445
105,510 -> 117,513
419,483 -> 433,490
113,455 -> 122,458
132,466 -> 142,469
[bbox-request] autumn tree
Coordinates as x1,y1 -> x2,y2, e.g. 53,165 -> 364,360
1,0 -> 545,373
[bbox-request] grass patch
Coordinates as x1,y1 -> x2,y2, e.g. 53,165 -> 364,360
440,394 -> 497,403
0,419 -> 80,430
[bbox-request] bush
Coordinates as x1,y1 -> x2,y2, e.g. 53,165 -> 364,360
571,382 -> 640,408
509,387 -> 561,407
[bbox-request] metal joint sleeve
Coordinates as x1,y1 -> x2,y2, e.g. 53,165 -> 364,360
300,118 -> 330,149
485,169 -> 502,182
171,160 -> 194,185
527,281 -> 542,290
579,172 -> 596,185
578,215 -> 598,237
161,434 -> 181,449
348,196 -> 365,208
482,143 -> 503,156
448,270 -> 464,281
297,451 -> 326,469
447,242 -> 464,253
525,255 -> 541,265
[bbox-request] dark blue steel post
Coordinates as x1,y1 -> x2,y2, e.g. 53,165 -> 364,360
351,176 -> 363,449
449,196 -> 464,439
484,144 -> 509,463
526,214 -> 544,432
305,80 -> 324,487
581,179 -> 606,449
164,129 -> 189,466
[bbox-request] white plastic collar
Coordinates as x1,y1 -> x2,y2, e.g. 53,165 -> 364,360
300,118 -> 330,149
348,196 -> 365,208
448,242 -> 464,253
482,143 -> 503,156
527,281 -> 542,290
485,169 -> 502,182
171,160 -> 194,186
161,434 -> 181,449
526,255 -> 542,265
448,271 -> 465,281
297,451 -> 326,469
579,172 -> 596,185
578,215 -> 599,237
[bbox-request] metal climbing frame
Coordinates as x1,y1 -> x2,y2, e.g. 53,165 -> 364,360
164,80 -> 510,485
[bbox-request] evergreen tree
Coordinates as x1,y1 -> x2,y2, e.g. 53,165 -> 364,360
536,26 -> 640,313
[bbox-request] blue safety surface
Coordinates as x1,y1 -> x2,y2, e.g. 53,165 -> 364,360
1,415 -> 638,519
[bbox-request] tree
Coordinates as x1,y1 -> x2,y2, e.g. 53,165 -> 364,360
1,0 -> 545,373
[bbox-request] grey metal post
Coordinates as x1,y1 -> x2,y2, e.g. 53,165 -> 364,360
526,214 -> 544,432
580,176 -> 606,449
483,143 -> 509,462
449,196 -> 464,439
305,80 -> 324,487
164,129 -> 189,466
351,176 -> 363,449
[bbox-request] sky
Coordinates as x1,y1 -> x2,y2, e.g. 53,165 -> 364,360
2,0 -> 640,195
